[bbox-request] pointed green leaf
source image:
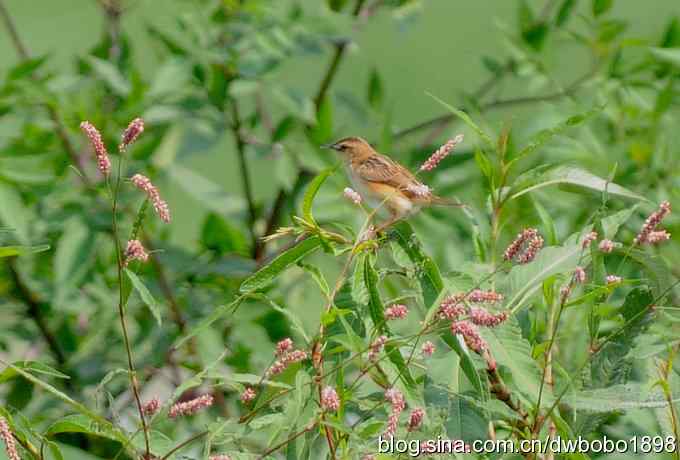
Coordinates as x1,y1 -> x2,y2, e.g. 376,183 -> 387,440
125,269 -> 162,325
302,168 -> 334,225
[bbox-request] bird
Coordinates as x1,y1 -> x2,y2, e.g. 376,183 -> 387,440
323,136 -> 462,232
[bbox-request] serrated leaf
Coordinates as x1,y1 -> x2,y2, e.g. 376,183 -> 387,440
240,236 -> 322,293
125,269 -> 162,325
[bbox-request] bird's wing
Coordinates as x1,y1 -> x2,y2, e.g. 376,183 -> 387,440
355,154 -> 431,199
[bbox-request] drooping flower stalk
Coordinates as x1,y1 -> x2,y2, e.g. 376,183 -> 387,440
419,134 -> 464,171
80,121 -> 111,176
168,394 -> 214,418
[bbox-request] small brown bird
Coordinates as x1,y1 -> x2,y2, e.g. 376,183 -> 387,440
324,136 -> 461,232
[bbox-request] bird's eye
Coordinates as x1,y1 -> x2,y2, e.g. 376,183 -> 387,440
339,144 -> 348,151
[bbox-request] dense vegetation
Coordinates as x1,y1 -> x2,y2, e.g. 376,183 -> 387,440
0,0 -> 679,459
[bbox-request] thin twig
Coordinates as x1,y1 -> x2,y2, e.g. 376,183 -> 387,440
160,430 -> 208,460
256,423 -> 316,460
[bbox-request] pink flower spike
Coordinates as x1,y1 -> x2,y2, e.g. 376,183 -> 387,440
419,134 -> 464,171
606,275 -> 622,285
141,397 -> 160,416
421,340 -> 435,357
438,294 -> 466,320
516,235 -> 544,264
635,201 -> 671,245
385,304 -> 408,320
124,239 -> 149,266
209,455 -> 232,460
504,228 -> 543,263
120,117 -> 145,152
241,387 -> 256,405
0,417 -> 19,460
368,335 -> 387,362
581,231 -> 598,249
646,230 -> 671,244
343,187 -> 362,205
131,174 -> 171,223
384,388 -> 406,437
168,394 -> 214,418
80,121 -> 111,176
276,338 -> 293,357
321,386 -> 340,412
407,407 -> 425,432
598,239 -> 615,253
467,289 -> 503,303
574,266 -> 586,284
469,307 -> 508,327
450,321 -> 487,353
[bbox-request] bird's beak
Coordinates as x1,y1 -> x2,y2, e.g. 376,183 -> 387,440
321,143 -> 340,151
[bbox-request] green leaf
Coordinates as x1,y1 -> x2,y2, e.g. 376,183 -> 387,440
650,47 -> 680,67
0,361 -> 70,384
556,0 -> 578,27
273,88 -> 315,124
566,383 -> 680,412
0,244 -> 49,258
54,218 -> 96,309
368,69 -> 384,109
125,269 -> 162,325
167,164 -> 245,215
45,414 -> 126,443
174,296 -> 245,349
302,168 -> 334,225
504,243 -> 582,312
147,58 -> 191,99
240,236 -> 322,293
592,0 -> 613,17
8,55 -> 47,80
87,56 -> 130,96
508,106 -> 602,168
390,222 -> 483,394
510,165 -> 649,202
327,0 -> 350,11
426,92 -> 494,148
351,253 -> 370,305
0,182 -> 32,244
201,213 -> 248,256
532,198 -> 558,246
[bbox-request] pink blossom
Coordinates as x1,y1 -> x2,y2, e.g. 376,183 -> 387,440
467,289 -> 503,303
385,304 -> 408,320
120,117 -> 145,151
559,285 -> 572,303
368,335 -> 387,362
276,338 -> 293,357
80,120 -> 111,176
209,456 -> 232,460
168,394 -> 214,418
574,266 -> 586,284
362,455 -> 376,460
241,387 -> 256,404
0,417 -> 19,460
581,231 -> 598,249
421,341 -> 435,357
438,294 -> 466,320
504,228 -> 544,264
141,397 -> 160,416
647,230 -> 671,244
419,134 -> 464,171
407,407 -> 425,432
635,201 -> 671,245
321,386 -> 340,412
384,388 -> 405,437
268,348 -> 308,376
406,183 -> 431,197
131,174 -> 171,223
469,307 -> 508,327
450,321 -> 487,353
606,275 -> 622,285
124,239 -> 149,266
343,187 -> 362,205
598,239 -> 615,253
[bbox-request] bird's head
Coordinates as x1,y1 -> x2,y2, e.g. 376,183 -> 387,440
322,137 -> 375,161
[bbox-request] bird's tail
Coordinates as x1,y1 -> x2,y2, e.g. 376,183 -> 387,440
429,195 -> 466,207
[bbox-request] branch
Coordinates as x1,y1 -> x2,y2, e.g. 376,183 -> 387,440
7,259 -> 67,366
160,430 -> 208,460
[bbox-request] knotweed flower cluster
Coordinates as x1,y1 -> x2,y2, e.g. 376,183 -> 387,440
343,187 -> 362,205
368,335 -> 387,362
469,307 -> 508,327
419,134 -> 464,171
581,231 -> 598,249
467,289 -> 503,303
438,294 -> 466,320
450,321 -> 487,352
503,228 -> 544,264
634,201 -> 672,245
168,394 -> 214,418
407,183 -> 432,197
321,386 -> 340,412
131,174 -> 171,223
80,121 -> 111,176
384,388 -> 406,437
141,397 -> 160,416
123,239 -> 149,266
598,239 -> 615,253
606,275 -> 622,285
385,304 -> 408,320
241,387 -> 256,405
407,408 -> 425,432
209,455 -> 232,460
268,338 -> 308,376
0,417 -> 19,460
120,117 -> 144,151
421,340 -> 435,357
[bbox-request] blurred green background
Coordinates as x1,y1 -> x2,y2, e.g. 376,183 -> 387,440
2,0 -> 677,249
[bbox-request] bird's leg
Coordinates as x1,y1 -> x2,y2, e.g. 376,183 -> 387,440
374,210 -> 401,235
